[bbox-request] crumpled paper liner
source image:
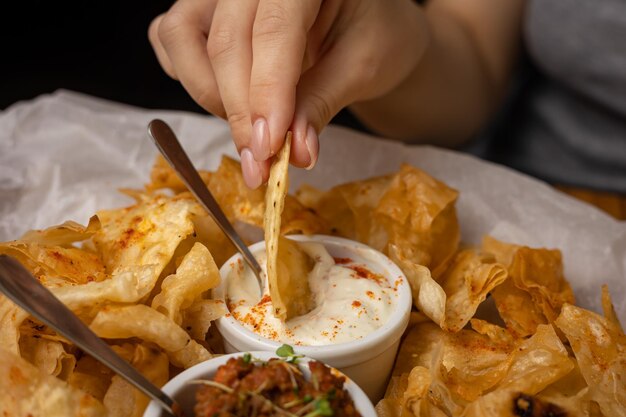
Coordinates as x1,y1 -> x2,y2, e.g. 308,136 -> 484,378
1,90 -> 624,321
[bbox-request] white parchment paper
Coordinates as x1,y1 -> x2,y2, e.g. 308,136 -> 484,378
1,90 -> 625,321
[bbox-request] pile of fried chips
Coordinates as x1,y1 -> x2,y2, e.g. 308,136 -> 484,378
0,155 -> 327,417
298,169 -> 625,417
1,155 -> 624,417
377,295 -> 625,417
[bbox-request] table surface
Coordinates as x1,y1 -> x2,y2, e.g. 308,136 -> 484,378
557,185 -> 626,220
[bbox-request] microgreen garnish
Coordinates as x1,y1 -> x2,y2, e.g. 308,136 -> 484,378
316,399 -> 334,416
243,352 -> 252,364
303,399 -> 334,417
276,344 -> 295,357
276,343 -> 304,363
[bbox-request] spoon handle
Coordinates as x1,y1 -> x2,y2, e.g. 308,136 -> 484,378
0,255 -> 177,416
147,119 -> 264,286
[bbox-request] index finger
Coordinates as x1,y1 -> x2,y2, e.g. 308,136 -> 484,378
158,0 -> 225,117
248,0 -> 322,159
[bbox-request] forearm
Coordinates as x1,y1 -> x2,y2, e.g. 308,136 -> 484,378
349,1 -> 523,147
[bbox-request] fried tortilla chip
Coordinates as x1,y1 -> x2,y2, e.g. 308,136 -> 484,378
273,236 -> 316,320
440,329 -> 512,405
390,246 -> 507,332
481,236 -> 519,267
469,319 -> 515,347
93,195 -> 196,285
297,165 -> 460,278
103,343 -> 169,417
210,156 -> 267,226
295,183 -> 358,238
404,366 -> 436,417
50,266 -> 156,314
439,250 -> 507,332
90,305 -> 190,351
601,284 -> 623,333
334,176 -> 393,246
530,361 -> 597,416
19,336 -> 75,380
484,237 -> 575,337
555,303 -> 626,417
146,155 -> 212,194
496,324 -> 574,393
490,279 -> 546,338
375,373 -> 414,417
0,296 -> 29,354
151,242 -> 220,324
464,352 -> 607,417
441,324 -> 572,406
191,213 -> 237,268
0,346 -> 106,417
0,242 -> 106,287
265,134 -> 315,320
67,354 -> 115,401
89,304 -> 211,368
19,217 -> 101,247
167,339 -> 212,369
389,244 -> 446,327
510,247 -> 574,322
381,318 -> 575,416
376,165 -> 460,277
181,299 -> 227,340
393,321 -> 445,377
147,155 -> 326,254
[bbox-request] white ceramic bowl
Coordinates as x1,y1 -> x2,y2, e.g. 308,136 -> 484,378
214,235 -> 412,402
143,351 -> 377,417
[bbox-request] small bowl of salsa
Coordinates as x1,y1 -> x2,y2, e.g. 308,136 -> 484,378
143,350 -> 377,417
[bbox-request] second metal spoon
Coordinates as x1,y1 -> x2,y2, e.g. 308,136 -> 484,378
147,119 -> 264,292
0,255 -> 179,416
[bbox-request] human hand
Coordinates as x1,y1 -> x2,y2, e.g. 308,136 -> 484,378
149,0 -> 426,188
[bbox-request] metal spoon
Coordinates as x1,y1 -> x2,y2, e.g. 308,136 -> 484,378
147,119 -> 264,292
0,255 -> 180,417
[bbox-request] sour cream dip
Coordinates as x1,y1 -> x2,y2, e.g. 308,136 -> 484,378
225,241 -> 398,346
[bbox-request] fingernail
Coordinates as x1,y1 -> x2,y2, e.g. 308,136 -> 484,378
240,148 -> 263,189
304,125 -> 319,170
251,117 -> 270,161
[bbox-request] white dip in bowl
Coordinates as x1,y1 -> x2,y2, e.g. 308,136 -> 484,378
226,239 -> 399,345
214,235 -> 412,401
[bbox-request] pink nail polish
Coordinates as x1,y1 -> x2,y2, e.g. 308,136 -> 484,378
251,118 -> 270,161
240,148 -> 263,189
304,125 -> 319,170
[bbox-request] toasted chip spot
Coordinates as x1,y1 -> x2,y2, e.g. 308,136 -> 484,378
9,365 -> 26,384
513,393 -> 568,417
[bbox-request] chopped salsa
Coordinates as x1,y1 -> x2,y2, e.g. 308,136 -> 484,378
194,355 -> 362,417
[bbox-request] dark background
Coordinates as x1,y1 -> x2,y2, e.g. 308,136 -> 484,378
2,1 -> 192,111
1,0 -> 362,128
